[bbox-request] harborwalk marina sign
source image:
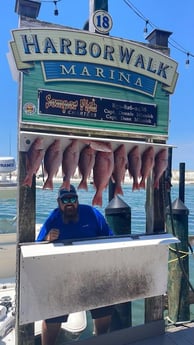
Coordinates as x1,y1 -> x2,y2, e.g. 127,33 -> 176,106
10,27 -> 178,139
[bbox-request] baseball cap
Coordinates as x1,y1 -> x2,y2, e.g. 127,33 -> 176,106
58,184 -> 77,199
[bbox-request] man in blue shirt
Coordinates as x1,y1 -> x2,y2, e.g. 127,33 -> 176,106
37,185 -> 113,345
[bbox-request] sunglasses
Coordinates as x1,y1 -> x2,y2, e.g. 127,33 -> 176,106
60,196 -> 78,204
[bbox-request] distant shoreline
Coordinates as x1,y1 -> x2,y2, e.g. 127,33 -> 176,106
5,169 -> 194,185
171,170 -> 194,185
40,170 -> 194,186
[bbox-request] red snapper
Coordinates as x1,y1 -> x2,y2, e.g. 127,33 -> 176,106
43,139 -> 62,190
139,146 -> 155,189
128,145 -> 141,191
112,144 -> 127,196
61,139 -> 80,190
92,149 -> 114,206
78,145 -> 96,191
153,149 -> 168,189
22,137 -> 44,188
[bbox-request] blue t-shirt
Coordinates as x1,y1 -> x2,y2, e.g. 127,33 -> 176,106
36,204 -> 113,242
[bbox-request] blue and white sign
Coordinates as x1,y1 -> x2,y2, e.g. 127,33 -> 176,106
92,10 -> 113,34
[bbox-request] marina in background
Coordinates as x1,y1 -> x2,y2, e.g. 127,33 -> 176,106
0,157 -> 17,199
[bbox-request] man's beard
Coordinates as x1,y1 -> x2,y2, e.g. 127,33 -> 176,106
62,204 -> 79,223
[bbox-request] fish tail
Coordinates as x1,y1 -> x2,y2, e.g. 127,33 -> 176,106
43,178 -> 53,190
132,181 -> 140,191
153,180 -> 159,189
139,179 -> 146,189
114,184 -> 124,196
61,179 -> 71,191
92,191 -> 103,206
77,179 -> 88,191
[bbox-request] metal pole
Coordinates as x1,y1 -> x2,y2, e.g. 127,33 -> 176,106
89,0 -> 108,32
179,163 -> 185,203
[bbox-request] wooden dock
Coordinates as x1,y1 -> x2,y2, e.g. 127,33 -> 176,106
54,321 -> 194,345
129,322 -> 194,345
1,318 -> 193,345
33,322 -> 194,345
45,320 -> 194,345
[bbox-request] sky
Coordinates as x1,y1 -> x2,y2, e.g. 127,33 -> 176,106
1,0 -> 194,170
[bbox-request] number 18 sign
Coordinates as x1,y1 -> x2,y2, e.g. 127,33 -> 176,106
92,10 -> 113,34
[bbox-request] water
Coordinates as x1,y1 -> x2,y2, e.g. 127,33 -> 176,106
37,181 -> 194,235
35,181 -> 149,231
2,180 -> 193,235
0,181 -> 194,323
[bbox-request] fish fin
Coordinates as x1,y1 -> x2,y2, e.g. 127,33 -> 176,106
114,185 -> 124,196
92,191 -> 103,206
90,141 -> 112,152
153,180 -> 160,189
61,179 -> 71,191
132,182 -> 140,191
43,178 -> 53,190
77,180 -> 88,191
139,179 -> 146,189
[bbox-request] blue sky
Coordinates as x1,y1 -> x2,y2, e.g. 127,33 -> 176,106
1,0 -> 194,170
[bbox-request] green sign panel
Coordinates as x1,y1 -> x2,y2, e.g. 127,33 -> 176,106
10,26 -> 178,140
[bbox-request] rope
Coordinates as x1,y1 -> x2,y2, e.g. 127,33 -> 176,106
168,245 -> 194,264
169,246 -> 190,256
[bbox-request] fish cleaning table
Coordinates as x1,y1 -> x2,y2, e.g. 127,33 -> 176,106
19,233 -> 179,325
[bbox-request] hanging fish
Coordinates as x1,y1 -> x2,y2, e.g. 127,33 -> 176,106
92,148 -> 114,206
139,146 -> 155,189
22,137 -> 44,188
153,148 -> 168,189
127,145 -> 141,191
77,145 -> 96,191
43,139 -> 62,190
112,144 -> 127,196
61,139 -> 80,191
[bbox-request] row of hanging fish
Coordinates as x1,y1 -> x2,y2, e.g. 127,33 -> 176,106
22,137 -> 168,206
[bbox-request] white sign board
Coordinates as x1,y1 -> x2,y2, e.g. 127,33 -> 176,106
19,234 -> 179,325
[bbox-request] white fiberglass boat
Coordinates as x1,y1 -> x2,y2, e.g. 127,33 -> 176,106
0,157 -> 17,199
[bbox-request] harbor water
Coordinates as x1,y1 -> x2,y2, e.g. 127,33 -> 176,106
1,180 -> 193,236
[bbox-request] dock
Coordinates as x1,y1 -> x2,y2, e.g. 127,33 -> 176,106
43,322 -> 194,345
129,322 -> 194,345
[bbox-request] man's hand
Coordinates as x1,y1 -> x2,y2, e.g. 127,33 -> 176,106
45,229 -> 59,242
